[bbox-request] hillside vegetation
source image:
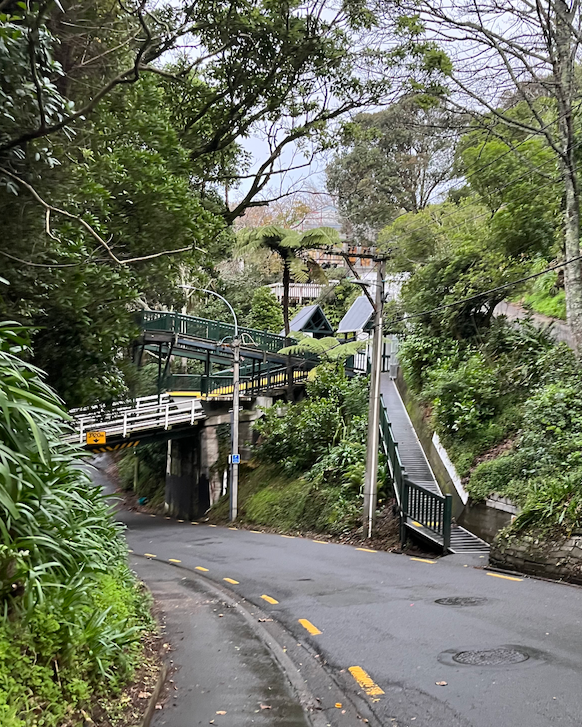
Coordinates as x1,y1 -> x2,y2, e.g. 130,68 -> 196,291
0,324 -> 152,726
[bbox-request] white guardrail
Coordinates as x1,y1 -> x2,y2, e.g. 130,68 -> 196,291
69,394 -> 205,445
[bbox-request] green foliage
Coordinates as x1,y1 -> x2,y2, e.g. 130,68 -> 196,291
425,352 -> 498,439
316,277 -> 360,328
520,267 -> 566,320
279,334 -> 366,363
327,97 -> 456,242
245,364 -> 373,534
0,323 -> 152,723
248,287 -> 284,332
255,363 -> 369,472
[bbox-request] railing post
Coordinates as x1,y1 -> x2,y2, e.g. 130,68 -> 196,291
190,399 -> 195,425
400,479 -> 409,549
164,403 -> 169,429
123,411 -> 128,438
443,494 -> 453,552
79,418 -> 84,445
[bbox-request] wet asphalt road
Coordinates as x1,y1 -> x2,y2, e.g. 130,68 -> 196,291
116,503 -> 582,727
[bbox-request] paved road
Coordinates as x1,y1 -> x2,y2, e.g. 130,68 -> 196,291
121,510 -> 582,727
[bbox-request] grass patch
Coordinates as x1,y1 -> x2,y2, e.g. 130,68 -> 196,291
208,462 -> 362,535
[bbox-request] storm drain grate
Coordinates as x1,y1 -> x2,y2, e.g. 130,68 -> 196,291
452,648 -> 529,666
435,597 -> 487,607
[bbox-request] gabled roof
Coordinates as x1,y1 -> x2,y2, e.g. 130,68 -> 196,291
337,295 -> 374,334
280,304 -> 333,337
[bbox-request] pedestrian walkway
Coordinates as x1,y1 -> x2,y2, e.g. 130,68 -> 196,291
380,374 -> 489,555
132,556 -> 308,727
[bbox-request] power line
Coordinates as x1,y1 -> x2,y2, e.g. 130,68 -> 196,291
391,254 -> 582,324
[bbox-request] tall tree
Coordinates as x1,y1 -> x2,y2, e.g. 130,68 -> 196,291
326,96 -> 457,243
405,0 -> 582,347
237,226 -> 340,335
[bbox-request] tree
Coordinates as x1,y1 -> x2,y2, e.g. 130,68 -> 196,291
237,226 -> 341,335
379,198 -> 529,338
326,96 -> 457,243
248,287 -> 284,332
406,0 -> 582,347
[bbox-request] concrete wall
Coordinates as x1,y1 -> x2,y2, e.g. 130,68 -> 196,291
491,531 -> 582,584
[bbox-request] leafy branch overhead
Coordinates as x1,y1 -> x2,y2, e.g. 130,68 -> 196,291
279,334 -> 366,363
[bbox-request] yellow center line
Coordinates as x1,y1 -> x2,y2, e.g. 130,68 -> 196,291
177,519 -> 184,523
356,547 -> 377,553
410,557 -> 436,564
348,666 -> 385,697
281,535 -> 295,539
165,517 -> 171,520
150,514 -> 156,518
144,553 -> 157,558
168,559 -> 181,563
191,522 -> 199,525
228,527 -> 238,530
208,524 -> 217,527
195,566 -> 209,572
224,578 -> 239,585
298,618 -> 322,635
312,540 -> 328,544
250,530 -> 263,534
261,594 -> 279,605
487,572 -> 523,582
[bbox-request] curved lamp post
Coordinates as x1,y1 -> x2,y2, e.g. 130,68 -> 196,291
179,285 -> 240,522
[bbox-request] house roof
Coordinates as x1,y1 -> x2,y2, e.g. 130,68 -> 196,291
280,304 -> 333,337
337,295 -> 374,334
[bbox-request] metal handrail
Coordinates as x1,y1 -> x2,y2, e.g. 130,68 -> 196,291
138,310 -> 295,355
378,393 -> 452,551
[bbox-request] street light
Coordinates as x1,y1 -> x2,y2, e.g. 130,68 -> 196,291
179,285 -> 240,522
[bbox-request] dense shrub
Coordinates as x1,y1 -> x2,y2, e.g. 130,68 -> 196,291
255,363 -> 369,473
0,323 -> 152,724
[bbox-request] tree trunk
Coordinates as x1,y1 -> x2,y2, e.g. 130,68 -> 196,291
283,258 -> 291,337
555,0 -> 582,350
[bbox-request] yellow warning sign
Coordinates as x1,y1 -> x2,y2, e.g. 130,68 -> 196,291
86,431 -> 106,445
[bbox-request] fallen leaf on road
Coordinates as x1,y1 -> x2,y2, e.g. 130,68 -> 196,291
138,692 -> 151,699
435,681 -> 448,686
260,704 -> 272,709
155,704 -> 163,710
335,703 -> 342,708
258,618 -> 272,622
216,711 -> 227,715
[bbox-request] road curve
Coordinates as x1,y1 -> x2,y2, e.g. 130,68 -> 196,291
121,509 -> 582,727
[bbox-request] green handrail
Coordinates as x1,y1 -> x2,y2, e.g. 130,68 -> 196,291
138,310 -> 294,355
378,393 -> 452,551
164,366 -> 310,397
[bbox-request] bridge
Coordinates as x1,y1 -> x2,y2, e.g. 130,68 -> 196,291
70,308 -> 487,554
134,310 -> 316,398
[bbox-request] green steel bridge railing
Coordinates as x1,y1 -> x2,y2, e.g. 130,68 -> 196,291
139,310 -> 294,355
165,367 -> 309,397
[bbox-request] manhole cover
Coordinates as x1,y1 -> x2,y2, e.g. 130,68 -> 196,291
435,596 -> 487,607
452,648 -> 529,666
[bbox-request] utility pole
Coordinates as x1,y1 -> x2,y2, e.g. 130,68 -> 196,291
362,259 -> 385,539
230,335 -> 240,521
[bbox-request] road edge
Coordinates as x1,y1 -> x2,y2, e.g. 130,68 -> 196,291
132,553 -> 380,727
